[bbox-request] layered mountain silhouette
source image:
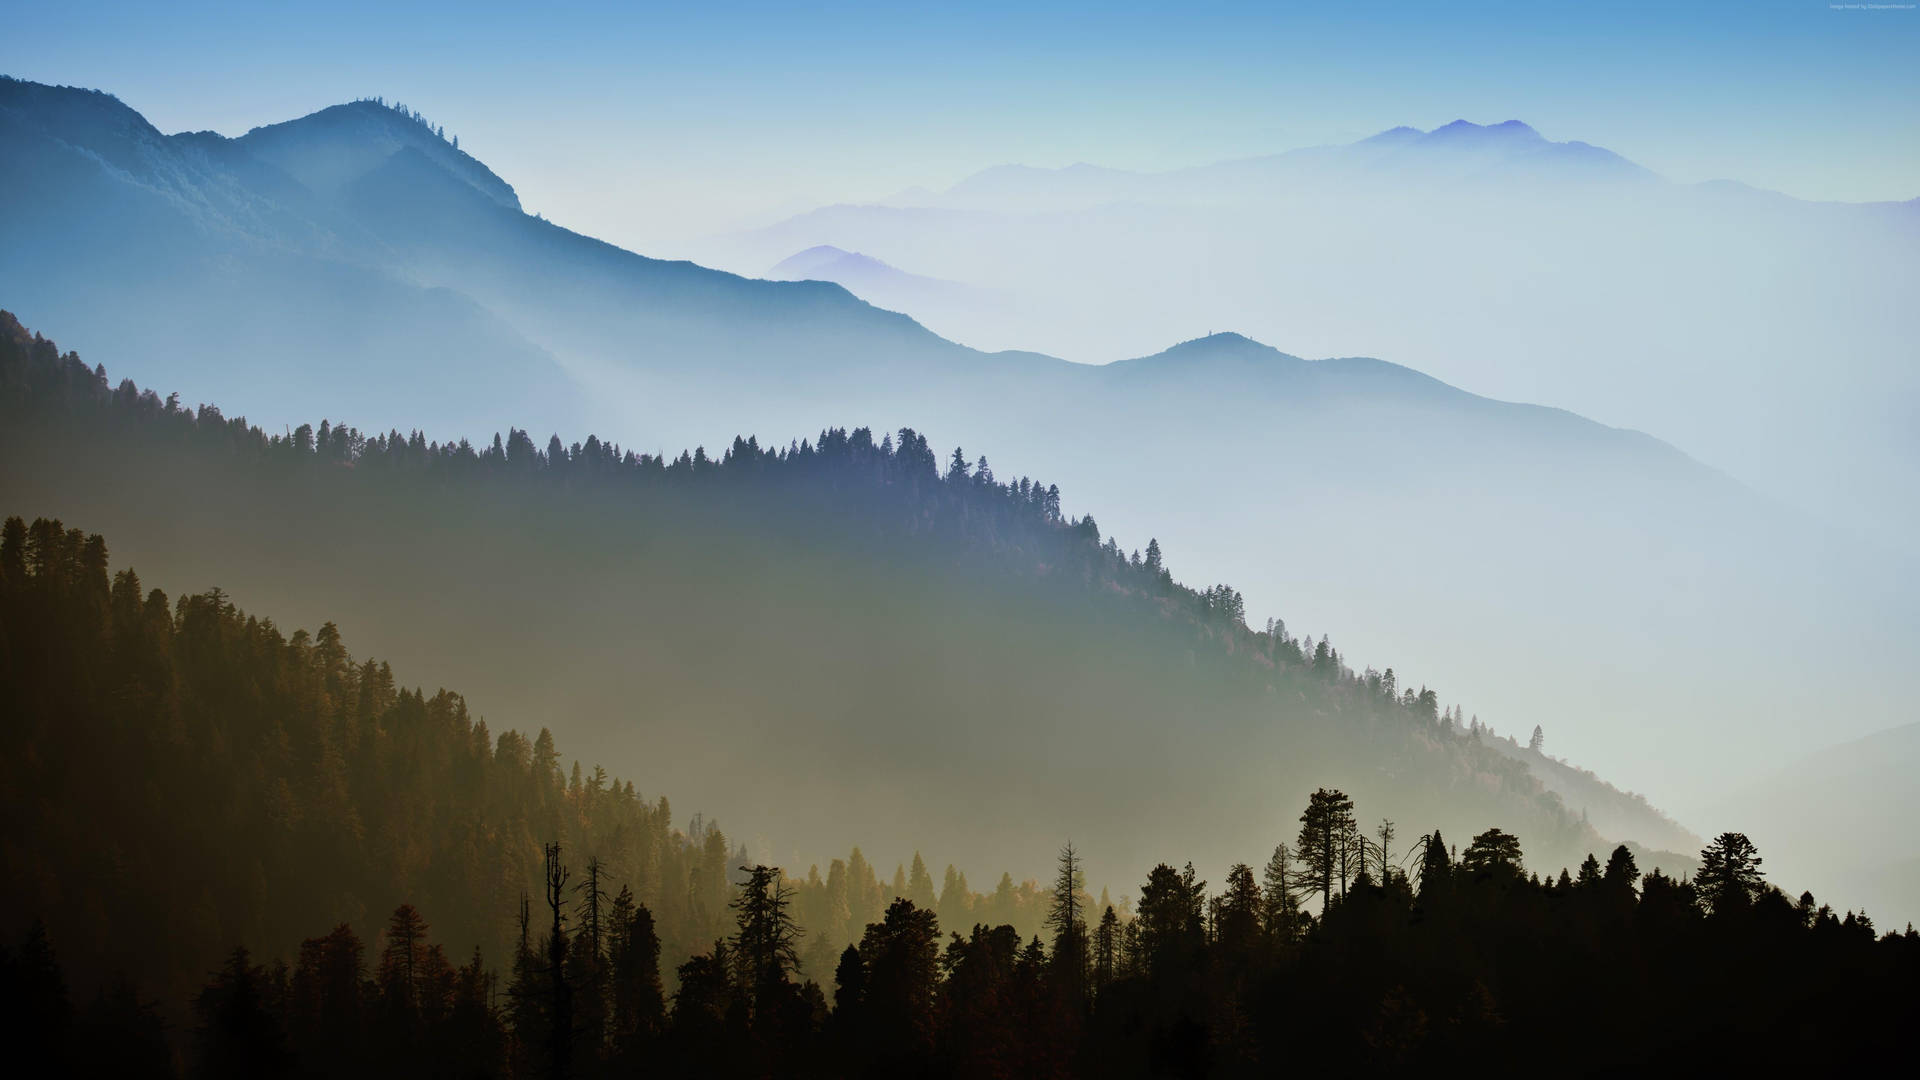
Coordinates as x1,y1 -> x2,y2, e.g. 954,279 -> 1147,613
766,245 -> 1009,348
718,119 -> 1919,549
0,308 -> 1696,906
0,77 -> 993,442
931,119 -> 1650,209
770,244 -> 945,287
3,76 -> 1916,921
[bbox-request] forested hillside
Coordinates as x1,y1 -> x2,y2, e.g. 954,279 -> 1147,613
8,77 -> 1910,850
0,512 -> 1066,1008
6,518 -> 1914,1076
1483,731 -> 1701,860
0,311 -> 1688,896
3,536 -> 1913,1077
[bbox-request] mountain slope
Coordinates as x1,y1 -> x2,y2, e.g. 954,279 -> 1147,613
0,78 -> 578,440
1709,722 -> 1920,926
2,79 -> 1913,890
0,77 -> 1001,442
238,98 -> 522,210
0,311 -> 1701,906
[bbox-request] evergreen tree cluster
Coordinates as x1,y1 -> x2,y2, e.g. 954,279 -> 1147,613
0,513 -> 1074,1010
0,307 -> 1573,783
4,314 -> 1918,1073
8,796 -> 1914,1077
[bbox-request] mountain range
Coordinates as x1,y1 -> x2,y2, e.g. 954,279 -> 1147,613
932,119 -> 1651,209
1,307 -> 1706,905
709,119 -> 1920,545
2,76 -> 1915,921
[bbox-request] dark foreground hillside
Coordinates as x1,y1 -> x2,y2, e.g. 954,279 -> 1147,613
3,513 -> 1914,1078
0,312 -> 1686,894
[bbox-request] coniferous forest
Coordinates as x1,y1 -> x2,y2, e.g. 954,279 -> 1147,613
4,521 -> 1917,1076
0,309 -> 1688,890
4,307 -> 1918,1078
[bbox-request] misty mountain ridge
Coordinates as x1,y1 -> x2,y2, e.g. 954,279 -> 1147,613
768,244 -> 971,295
238,98 -> 521,211
772,244 -> 910,279
766,245 -> 1012,347
0,308 -> 1702,901
932,118 -> 1652,209
720,108 -> 1916,556
4,76 -> 1916,931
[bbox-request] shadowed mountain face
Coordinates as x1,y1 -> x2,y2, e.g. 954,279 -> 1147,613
0,80 -> 576,440
239,100 -> 522,211
0,312 -> 1699,907
2,79 -> 1916,922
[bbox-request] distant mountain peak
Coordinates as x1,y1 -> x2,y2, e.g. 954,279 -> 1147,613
1123,331 -> 1304,370
237,97 -> 521,211
770,245 -> 899,278
1337,118 -> 1653,181
1359,125 -> 1426,146
1188,330 -> 1258,346
1427,118 -> 1542,141
765,245 -> 973,304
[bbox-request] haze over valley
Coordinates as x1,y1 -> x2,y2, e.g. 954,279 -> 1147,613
4,79 -> 1913,854
2,5 -> 1917,1067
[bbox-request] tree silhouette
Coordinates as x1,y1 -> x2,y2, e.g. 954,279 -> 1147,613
1297,788 -> 1357,908
729,864 -> 803,1019
1696,832 -> 1766,915
542,842 -> 572,1080
1046,841 -> 1089,1003
1461,828 -> 1525,879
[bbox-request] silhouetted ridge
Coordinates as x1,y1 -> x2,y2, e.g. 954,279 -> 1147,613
1429,118 -> 1542,141
239,97 -> 521,210
3,499 -> 1915,1075
0,308 -> 1697,886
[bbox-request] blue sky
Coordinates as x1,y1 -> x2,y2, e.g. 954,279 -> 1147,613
7,0 -> 1917,252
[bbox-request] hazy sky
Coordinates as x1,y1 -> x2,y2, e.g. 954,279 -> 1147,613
8,0 -> 1918,254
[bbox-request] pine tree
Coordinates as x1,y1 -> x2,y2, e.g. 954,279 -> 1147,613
1045,841 -> 1088,1002
1696,832 -> 1765,915
507,894 -> 544,1079
1261,844 -> 1301,942
1603,845 -> 1640,897
193,948 -> 289,1079
1297,788 -> 1357,909
729,865 -> 802,1019
607,887 -> 665,1059
1576,854 -> 1603,889
1217,863 -> 1264,960
1092,906 -> 1119,995
1461,828 -> 1525,879
377,905 -> 428,1015
907,853 -> 937,911
1418,830 -> 1453,899
571,856 -> 611,1061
